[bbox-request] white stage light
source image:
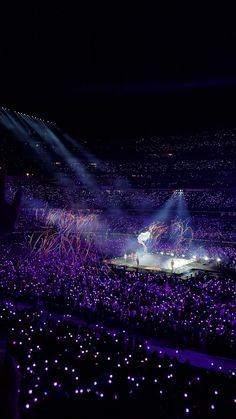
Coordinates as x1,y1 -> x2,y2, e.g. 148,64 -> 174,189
137,231 -> 151,253
137,231 -> 151,243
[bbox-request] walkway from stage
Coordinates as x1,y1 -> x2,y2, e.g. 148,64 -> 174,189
55,312 -> 236,375
5,299 -> 236,376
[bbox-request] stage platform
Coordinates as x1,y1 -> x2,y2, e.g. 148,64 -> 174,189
104,253 -> 221,276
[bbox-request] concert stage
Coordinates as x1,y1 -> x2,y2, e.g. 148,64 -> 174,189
104,253 -> 221,276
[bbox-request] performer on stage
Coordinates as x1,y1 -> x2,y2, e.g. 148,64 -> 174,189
171,258 -> 174,272
136,255 -> 139,266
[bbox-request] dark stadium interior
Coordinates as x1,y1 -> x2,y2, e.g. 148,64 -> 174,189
0,3 -> 236,419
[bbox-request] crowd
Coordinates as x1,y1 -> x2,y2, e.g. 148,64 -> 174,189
104,215 -> 236,242
5,177 -> 236,213
50,129 -> 236,188
2,124 -> 236,190
192,217 -> 236,241
0,248 -> 235,359
1,126 -> 236,418
88,159 -> 236,188
0,301 -> 235,418
134,130 -> 236,158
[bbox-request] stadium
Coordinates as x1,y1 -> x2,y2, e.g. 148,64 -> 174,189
1,3 -> 236,419
0,109 -> 235,419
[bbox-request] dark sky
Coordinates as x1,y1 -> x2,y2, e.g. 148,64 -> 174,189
1,2 -> 236,137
